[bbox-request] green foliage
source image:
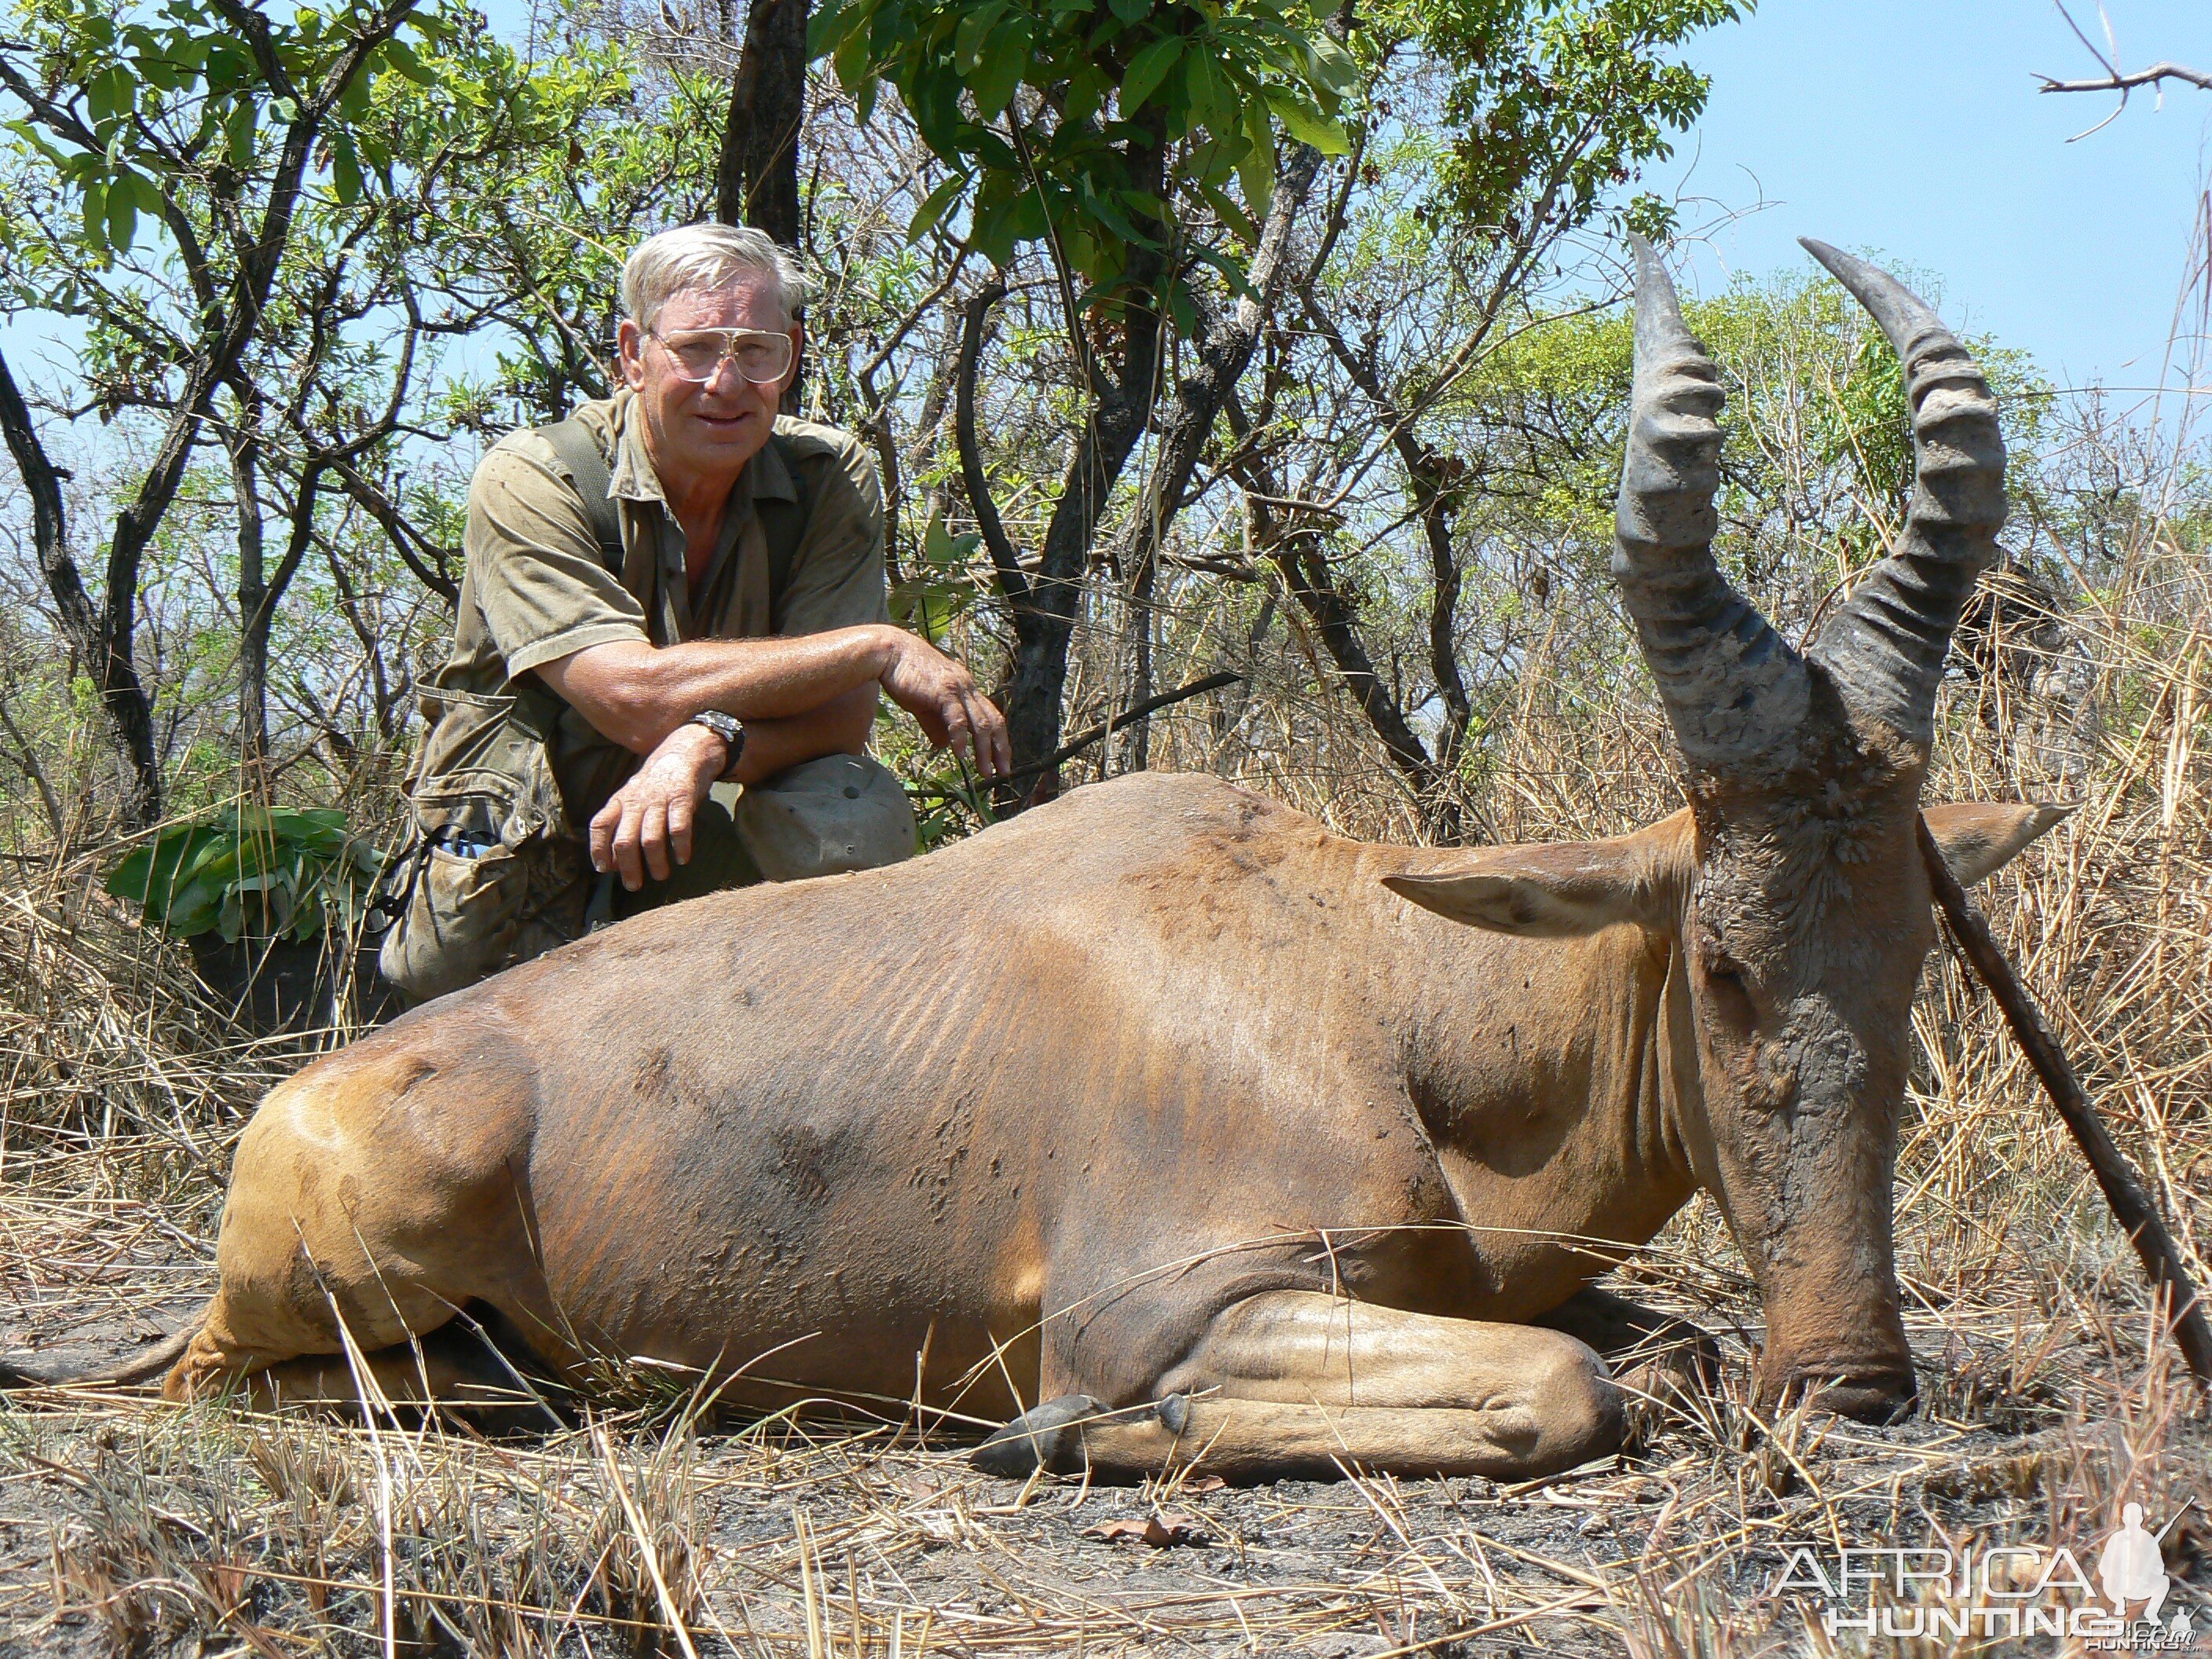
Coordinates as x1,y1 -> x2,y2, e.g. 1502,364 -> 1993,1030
810,0 -> 1357,290
888,511 -> 986,644
106,806 -> 383,942
905,770 -> 1000,851
1404,0 -> 1746,244
2,0 -> 449,267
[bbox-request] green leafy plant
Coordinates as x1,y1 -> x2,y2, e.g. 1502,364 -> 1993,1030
106,807 -> 385,943
811,0 -> 1357,293
889,512 -> 987,645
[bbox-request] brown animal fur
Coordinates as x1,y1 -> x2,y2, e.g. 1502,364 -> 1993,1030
163,771 -> 2060,1479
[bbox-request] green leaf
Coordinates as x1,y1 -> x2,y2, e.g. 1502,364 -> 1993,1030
107,825 -> 223,914
1265,88 -> 1348,155
968,20 -> 1031,120
166,884 -> 224,939
104,187 -> 137,255
1306,33 -> 1358,96
1185,48 -> 1236,134
832,24 -> 873,90
79,178 -> 108,255
379,37 -> 437,84
1119,34 -> 1183,114
1195,176 -> 1257,244
225,98 -> 258,170
85,66 -> 135,130
1107,0 -> 1148,24
969,179 -> 1019,266
953,0 -> 1009,71
1081,185 -> 1161,248
101,169 -> 167,255
266,806 -> 349,847
922,511 -> 982,568
906,171 -> 968,243
806,0 -> 850,58
1064,65 -> 1104,125
1236,103 -> 1276,218
1185,240 -> 1257,299
331,134 -> 363,203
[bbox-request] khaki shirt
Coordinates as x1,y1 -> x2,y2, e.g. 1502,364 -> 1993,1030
425,389 -> 889,833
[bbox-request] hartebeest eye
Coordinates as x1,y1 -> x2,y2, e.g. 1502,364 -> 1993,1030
1695,940 -> 1755,1017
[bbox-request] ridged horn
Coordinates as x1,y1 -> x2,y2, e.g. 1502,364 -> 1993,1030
1800,239 -> 2006,748
1614,236 -> 1810,771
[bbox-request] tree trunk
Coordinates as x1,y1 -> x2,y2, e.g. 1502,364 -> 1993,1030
1118,551 -> 1156,771
1224,390 -> 1457,826
716,0 -> 808,245
229,420 -> 273,796
0,349 -> 163,828
998,364 -> 1161,800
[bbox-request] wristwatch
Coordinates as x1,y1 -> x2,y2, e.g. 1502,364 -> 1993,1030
687,709 -> 746,778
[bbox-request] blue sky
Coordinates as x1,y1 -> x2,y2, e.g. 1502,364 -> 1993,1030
1654,0 -> 2208,388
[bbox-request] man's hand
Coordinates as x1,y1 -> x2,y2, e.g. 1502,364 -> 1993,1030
589,722 -> 727,891
877,631 -> 1013,776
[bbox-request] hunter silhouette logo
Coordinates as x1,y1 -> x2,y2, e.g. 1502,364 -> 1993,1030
2101,1504 -> 2177,1624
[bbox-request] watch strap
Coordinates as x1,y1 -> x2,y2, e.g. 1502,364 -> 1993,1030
687,711 -> 745,779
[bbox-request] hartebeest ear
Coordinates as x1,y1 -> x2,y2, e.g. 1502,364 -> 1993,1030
1382,832 -> 1675,938
1922,802 -> 2075,885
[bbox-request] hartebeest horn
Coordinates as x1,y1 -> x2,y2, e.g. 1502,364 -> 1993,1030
1800,239 -> 2006,749
1615,236 -> 1810,771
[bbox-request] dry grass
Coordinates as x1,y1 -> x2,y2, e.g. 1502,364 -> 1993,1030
5,441 -> 2211,1657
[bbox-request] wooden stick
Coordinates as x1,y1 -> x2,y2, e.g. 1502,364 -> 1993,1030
998,672 -> 1246,785
1917,814 -> 2212,1392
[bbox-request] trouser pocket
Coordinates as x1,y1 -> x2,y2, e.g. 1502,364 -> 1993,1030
377,784 -> 588,1002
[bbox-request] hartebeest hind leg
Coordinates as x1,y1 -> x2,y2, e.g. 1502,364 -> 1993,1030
163,1029 -> 579,1410
975,1291 -> 1624,1483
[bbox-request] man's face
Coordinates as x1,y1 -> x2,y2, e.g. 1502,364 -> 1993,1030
617,277 -> 801,495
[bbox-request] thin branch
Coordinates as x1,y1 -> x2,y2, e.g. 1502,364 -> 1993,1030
2035,60 -> 2212,93
995,672 -> 1243,784
1921,816 -> 2212,1392
954,278 -> 1030,612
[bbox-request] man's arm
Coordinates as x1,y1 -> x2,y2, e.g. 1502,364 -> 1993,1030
536,622 -> 1006,775
727,682 -> 877,784
586,685 -> 877,890
536,627 -> 887,751
555,628 -> 1010,891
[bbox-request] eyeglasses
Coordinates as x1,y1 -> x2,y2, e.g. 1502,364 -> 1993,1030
648,327 -> 795,386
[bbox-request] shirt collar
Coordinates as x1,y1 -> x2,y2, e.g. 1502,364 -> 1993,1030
606,385 -> 793,506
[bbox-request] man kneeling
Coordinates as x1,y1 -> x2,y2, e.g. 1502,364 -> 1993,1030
382,223 -> 1008,1000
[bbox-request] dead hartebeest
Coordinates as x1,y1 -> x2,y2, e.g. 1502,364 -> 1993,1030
129,240 -> 2066,1481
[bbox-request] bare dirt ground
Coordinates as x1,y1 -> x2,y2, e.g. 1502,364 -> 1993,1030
2,1185 -> 2206,1657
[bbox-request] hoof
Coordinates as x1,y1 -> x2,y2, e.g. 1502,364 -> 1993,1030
972,1393 -> 1107,1477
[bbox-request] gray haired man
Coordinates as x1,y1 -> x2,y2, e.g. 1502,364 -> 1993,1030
381,223 -> 1009,1001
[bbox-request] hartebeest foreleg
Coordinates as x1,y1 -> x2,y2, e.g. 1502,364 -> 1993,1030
1535,1285 -> 1720,1415
975,1291 -> 1624,1482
